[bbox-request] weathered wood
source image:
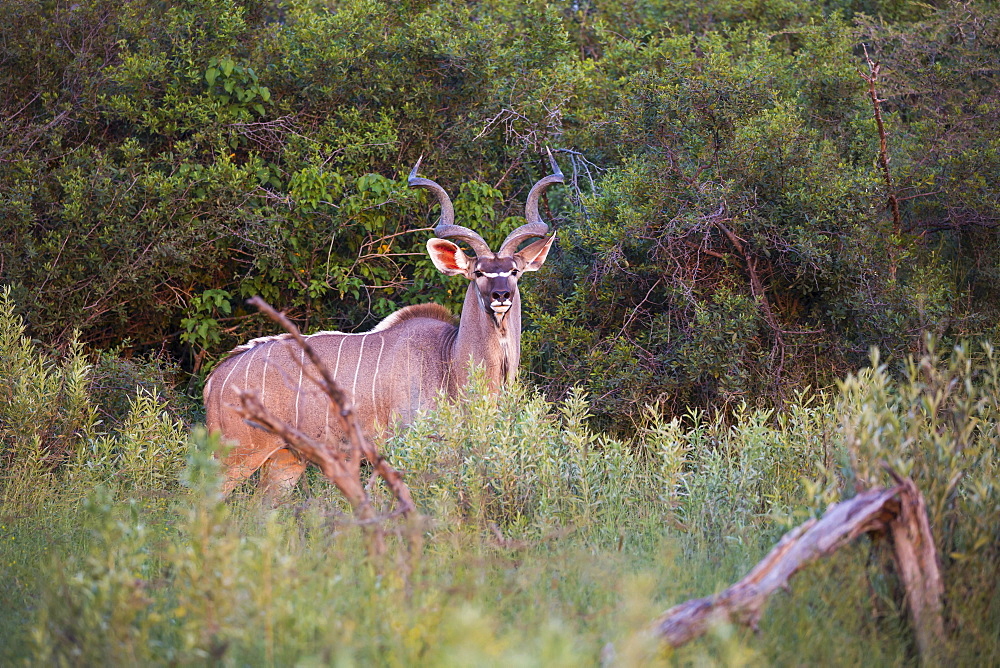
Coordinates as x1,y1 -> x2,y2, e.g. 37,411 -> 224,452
884,470 -> 945,659
654,487 -> 899,647
653,479 -> 944,661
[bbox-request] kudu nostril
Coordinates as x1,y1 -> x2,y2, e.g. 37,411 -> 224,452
492,290 -> 511,302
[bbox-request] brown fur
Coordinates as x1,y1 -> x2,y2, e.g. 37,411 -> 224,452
373,303 -> 457,331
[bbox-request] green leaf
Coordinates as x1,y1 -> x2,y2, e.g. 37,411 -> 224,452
205,67 -> 219,86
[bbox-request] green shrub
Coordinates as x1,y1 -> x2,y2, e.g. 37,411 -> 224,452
837,339 -> 1000,569
87,350 -> 191,429
67,391 -> 189,495
0,287 -> 191,510
769,339 -> 1000,662
0,288 -> 97,508
30,489 -> 162,666
382,375 -> 688,540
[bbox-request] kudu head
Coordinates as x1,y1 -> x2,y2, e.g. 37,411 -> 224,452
409,151 -> 563,325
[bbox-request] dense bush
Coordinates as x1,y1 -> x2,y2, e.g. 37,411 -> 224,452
0,288 -> 190,508
527,7 -> 1000,426
2,0 -> 999,424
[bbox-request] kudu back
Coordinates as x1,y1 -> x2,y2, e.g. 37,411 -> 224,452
205,155 -> 563,500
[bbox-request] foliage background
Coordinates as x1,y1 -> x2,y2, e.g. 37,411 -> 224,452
2,0 -> 1000,662
3,0 -> 999,427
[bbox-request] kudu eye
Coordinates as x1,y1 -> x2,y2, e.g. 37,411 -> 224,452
510,268 -> 519,276
474,270 -> 484,278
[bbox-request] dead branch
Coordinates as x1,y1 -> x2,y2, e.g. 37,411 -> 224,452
883,468 -> 945,659
653,478 -> 945,661
714,217 -> 786,377
862,47 -> 902,231
247,297 -> 416,515
234,391 -> 384,548
234,297 -> 417,556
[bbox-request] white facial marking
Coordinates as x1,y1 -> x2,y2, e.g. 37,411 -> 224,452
481,271 -> 512,278
490,300 -> 513,314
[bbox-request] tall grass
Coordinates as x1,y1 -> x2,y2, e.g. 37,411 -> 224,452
0,287 -> 189,508
0,287 -> 96,508
1,286 -> 997,664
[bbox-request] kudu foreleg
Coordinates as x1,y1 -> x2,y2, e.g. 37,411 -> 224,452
259,448 -> 308,504
218,436 -> 293,499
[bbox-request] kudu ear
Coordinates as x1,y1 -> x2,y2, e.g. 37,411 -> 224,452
427,238 -> 472,276
514,233 -> 556,272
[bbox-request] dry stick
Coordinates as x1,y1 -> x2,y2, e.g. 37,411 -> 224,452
653,477 -> 945,661
715,219 -> 786,377
232,298 -> 416,557
246,296 -> 416,516
235,393 -> 377,512
883,468 -> 945,659
654,486 -> 898,647
234,390 -> 387,556
862,49 -> 902,232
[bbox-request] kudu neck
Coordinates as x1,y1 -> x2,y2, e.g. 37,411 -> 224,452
452,280 -> 521,392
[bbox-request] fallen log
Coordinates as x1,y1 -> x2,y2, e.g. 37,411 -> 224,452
653,478 -> 944,660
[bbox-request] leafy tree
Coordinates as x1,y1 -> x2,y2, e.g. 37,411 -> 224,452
2,0 -> 999,425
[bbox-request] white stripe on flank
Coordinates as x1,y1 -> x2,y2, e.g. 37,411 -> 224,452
294,347 -> 305,429
324,398 -> 331,440
218,346 -> 249,403
243,343 -> 259,388
371,334 -> 385,410
417,344 -> 424,410
351,334 -> 368,404
334,336 -> 346,377
260,344 -> 272,403
328,336 -> 347,437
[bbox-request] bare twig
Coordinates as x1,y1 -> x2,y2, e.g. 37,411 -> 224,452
714,217 -> 786,378
248,297 -> 416,514
234,297 -> 417,556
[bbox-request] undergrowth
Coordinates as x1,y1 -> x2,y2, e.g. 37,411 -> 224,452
1,289 -> 998,664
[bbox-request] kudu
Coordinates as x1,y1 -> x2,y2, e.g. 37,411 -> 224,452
204,155 -> 564,500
